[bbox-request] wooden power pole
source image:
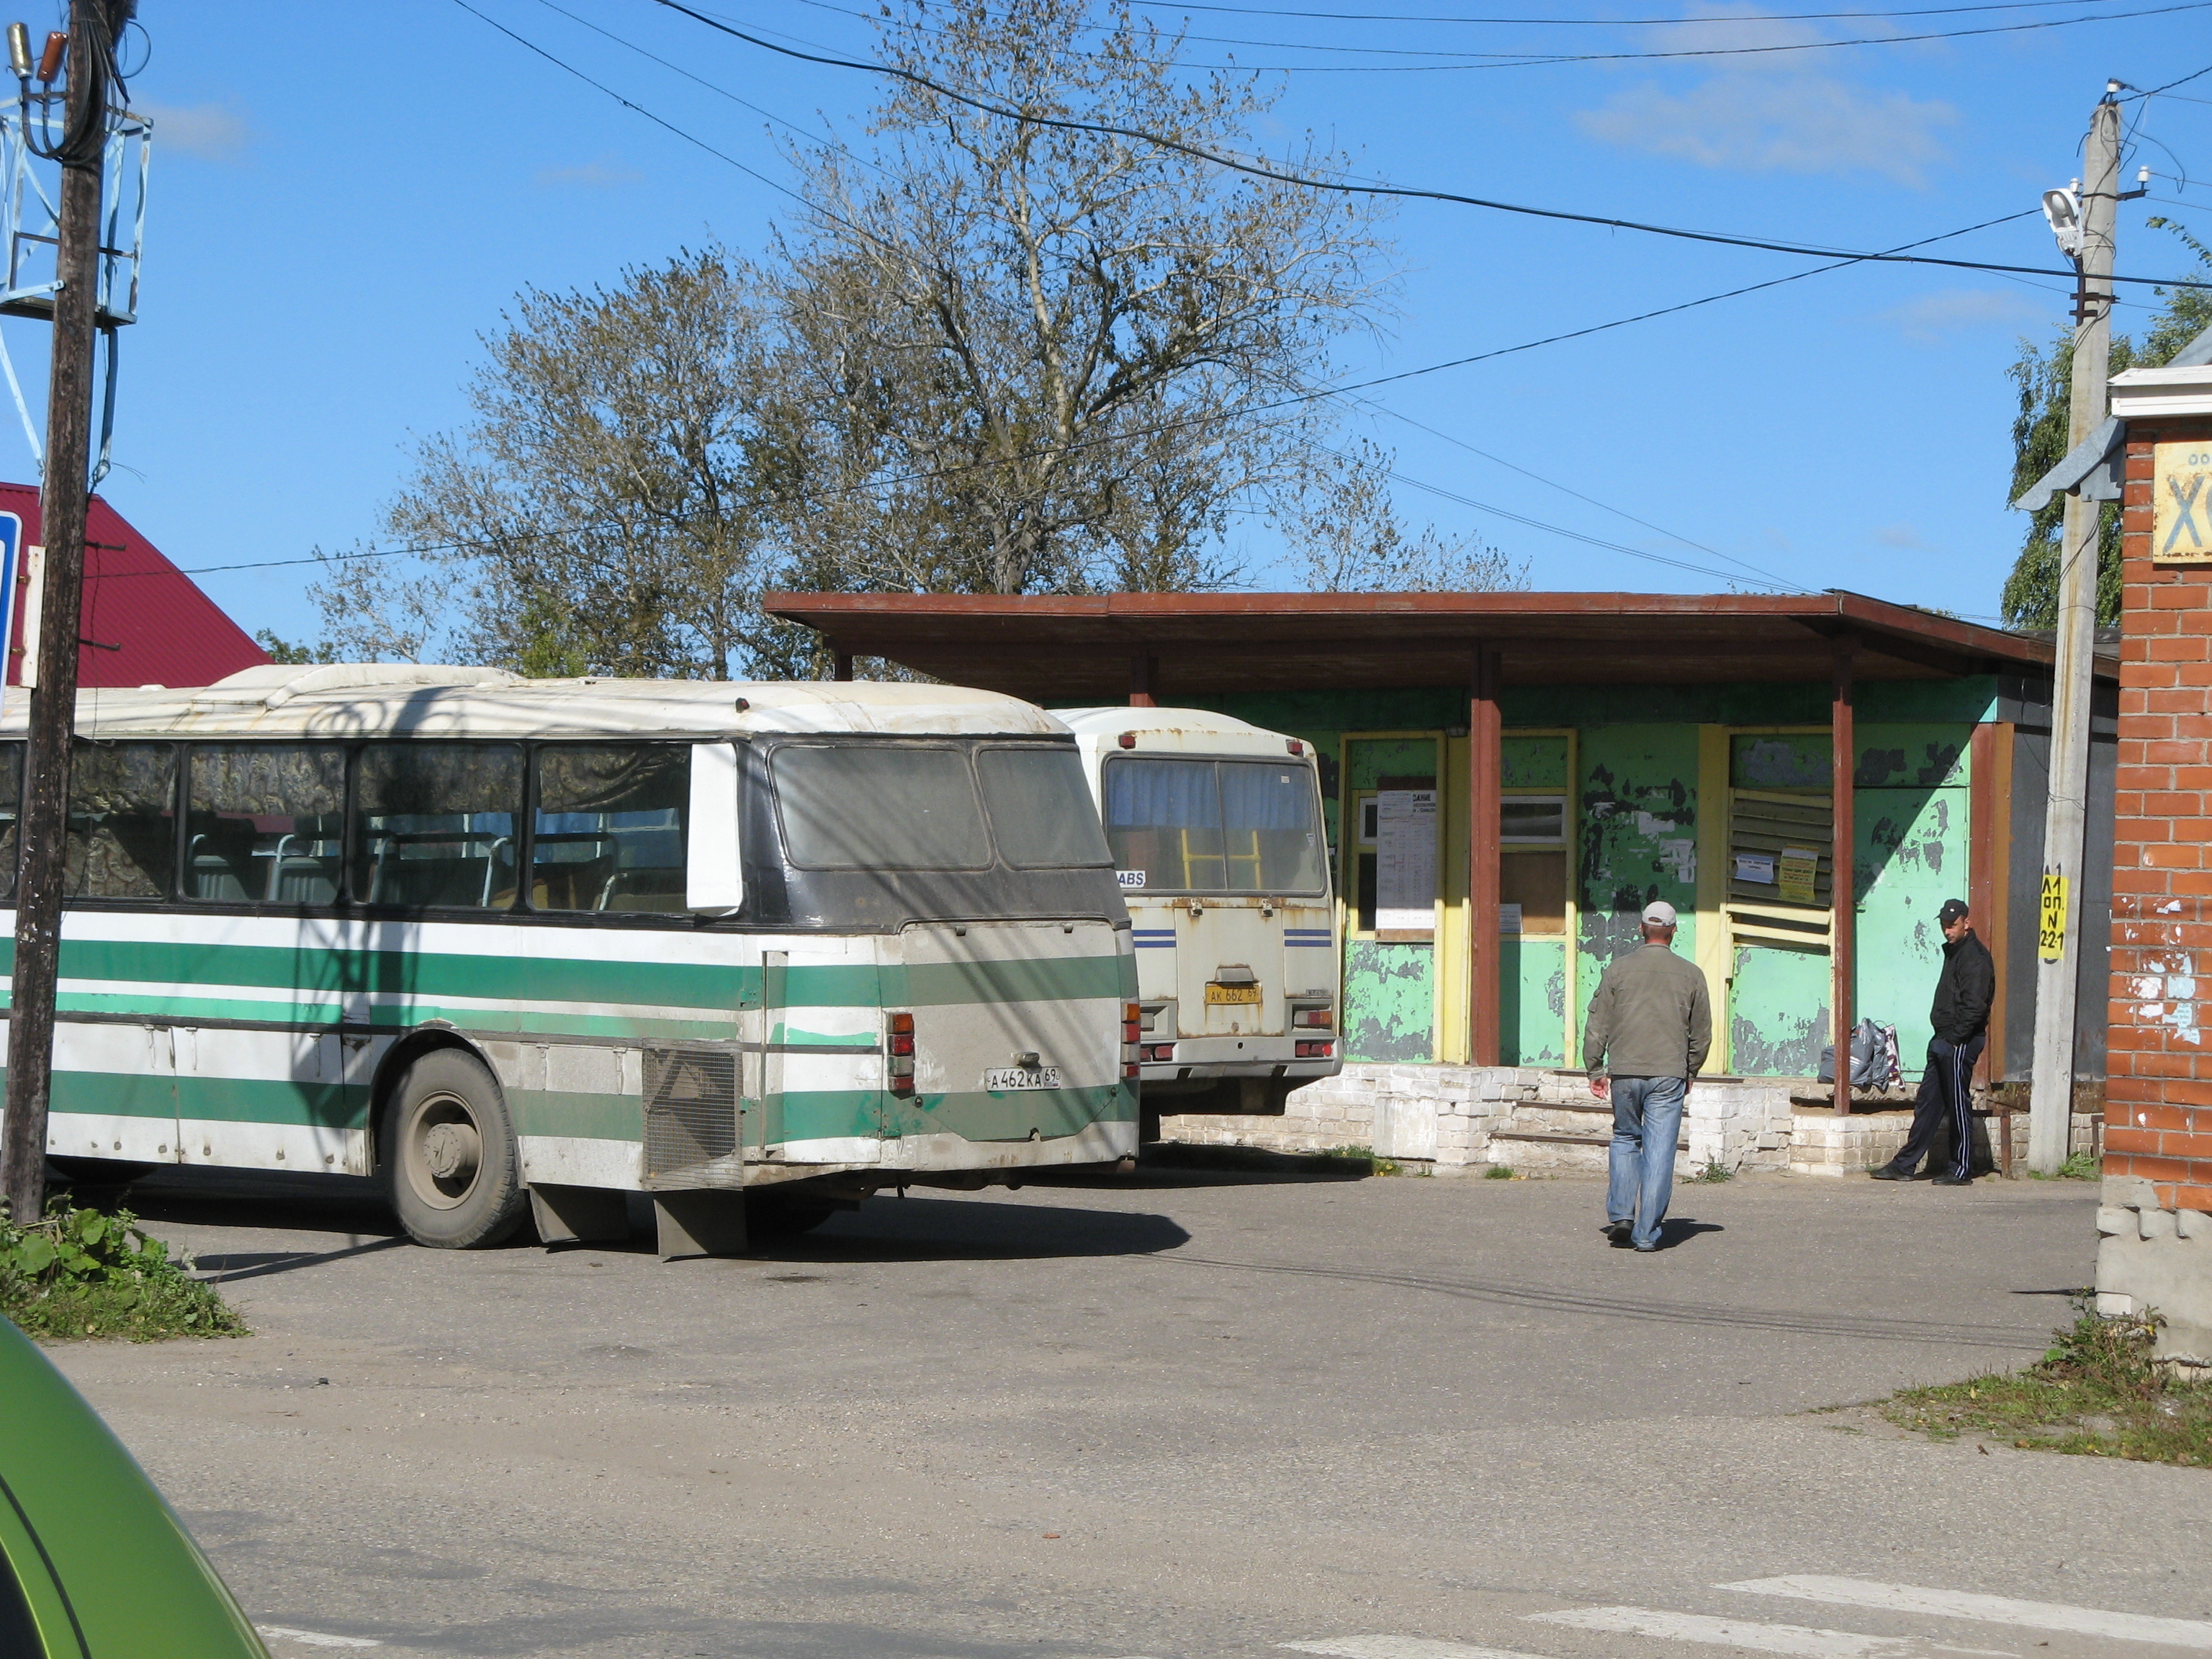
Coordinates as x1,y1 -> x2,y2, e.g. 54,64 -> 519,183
2028,88 -> 2122,1174
1,1 -> 121,1223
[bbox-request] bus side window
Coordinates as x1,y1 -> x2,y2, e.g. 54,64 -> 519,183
533,745 -> 689,914
354,743 -> 524,910
0,742 -> 18,900
66,742 -> 176,899
184,745 -> 346,905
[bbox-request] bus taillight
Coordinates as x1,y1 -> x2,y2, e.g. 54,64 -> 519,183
887,1012 -> 916,1095
1123,1002 -> 1143,1078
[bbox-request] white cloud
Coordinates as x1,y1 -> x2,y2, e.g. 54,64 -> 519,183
1877,287 -> 2046,343
1574,73 -> 1958,186
137,101 -> 248,162
534,158 -> 643,189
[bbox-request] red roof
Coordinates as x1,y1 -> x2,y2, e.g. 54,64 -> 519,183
0,484 -> 267,689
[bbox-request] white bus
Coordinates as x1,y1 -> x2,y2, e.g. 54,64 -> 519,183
1,665 -> 1138,1255
1057,708 -> 1339,1134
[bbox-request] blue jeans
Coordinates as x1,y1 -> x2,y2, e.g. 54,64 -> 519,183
1606,1075 -> 1686,1249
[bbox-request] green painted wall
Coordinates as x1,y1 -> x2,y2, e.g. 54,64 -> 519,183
1729,943 -> 1830,1076
1343,938 -> 1433,1061
1575,725 -> 1700,1046
1852,721 -> 1972,1075
1501,937 -> 1568,1066
1503,734 -> 1569,788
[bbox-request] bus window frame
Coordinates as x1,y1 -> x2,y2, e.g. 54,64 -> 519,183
1099,751 -> 1330,900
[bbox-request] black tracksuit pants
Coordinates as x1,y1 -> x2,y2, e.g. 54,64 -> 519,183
1892,1032 -> 1986,1179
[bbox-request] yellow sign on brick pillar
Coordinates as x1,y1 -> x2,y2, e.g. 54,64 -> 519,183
2153,441 -> 2212,562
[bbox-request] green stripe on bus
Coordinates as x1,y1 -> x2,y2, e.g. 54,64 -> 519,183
11,939 -> 1128,1015
511,1089 -> 644,1143
50,1071 -> 367,1129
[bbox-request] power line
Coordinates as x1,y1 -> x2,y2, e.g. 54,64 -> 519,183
1122,0 -> 2131,23
649,0 -> 2212,290
1102,0 -> 2211,68
774,0 -> 2185,69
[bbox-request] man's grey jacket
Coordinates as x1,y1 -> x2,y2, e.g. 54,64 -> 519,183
1582,941 -> 1712,1080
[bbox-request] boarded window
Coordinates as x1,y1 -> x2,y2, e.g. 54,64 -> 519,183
1727,788 -> 1834,948
185,745 -> 346,905
66,742 -> 176,899
534,745 -> 689,913
354,744 -> 523,909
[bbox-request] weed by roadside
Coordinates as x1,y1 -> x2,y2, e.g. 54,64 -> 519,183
1,1200 -> 246,1341
1879,1296 -> 2211,1466
1691,1159 -> 1734,1183
2026,1151 -> 2101,1181
1485,1164 -> 1516,1180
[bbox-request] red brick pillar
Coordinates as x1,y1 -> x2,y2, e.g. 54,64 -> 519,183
2104,413 -> 2212,1358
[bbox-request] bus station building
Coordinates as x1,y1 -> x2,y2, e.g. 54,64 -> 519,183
768,590 -> 2116,1178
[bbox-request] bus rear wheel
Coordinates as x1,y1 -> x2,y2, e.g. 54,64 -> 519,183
382,1049 -> 526,1249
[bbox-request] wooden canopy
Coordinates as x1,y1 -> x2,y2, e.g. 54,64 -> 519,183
761,590 -> 2078,701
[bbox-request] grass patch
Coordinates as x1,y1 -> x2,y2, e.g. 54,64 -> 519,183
1484,1163 -> 1516,1179
1,1200 -> 246,1342
1879,1297 -> 2212,1466
1691,1159 -> 1734,1183
2026,1151 -> 2102,1181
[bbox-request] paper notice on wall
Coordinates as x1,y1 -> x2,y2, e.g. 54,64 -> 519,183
1733,852 -> 1776,885
1375,788 -> 1437,931
1777,847 -> 1820,906
1498,903 -> 1523,935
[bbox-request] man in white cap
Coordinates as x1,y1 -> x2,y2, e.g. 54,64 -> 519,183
1582,899 -> 1712,1252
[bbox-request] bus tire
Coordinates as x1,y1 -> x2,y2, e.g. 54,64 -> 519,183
382,1048 -> 527,1249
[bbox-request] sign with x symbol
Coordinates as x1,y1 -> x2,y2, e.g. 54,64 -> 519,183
2154,442 -> 2212,563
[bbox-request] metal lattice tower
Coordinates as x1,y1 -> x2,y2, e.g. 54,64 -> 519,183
0,89 -> 146,478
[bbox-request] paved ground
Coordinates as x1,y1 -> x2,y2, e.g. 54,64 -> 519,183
44,1164 -> 2212,1659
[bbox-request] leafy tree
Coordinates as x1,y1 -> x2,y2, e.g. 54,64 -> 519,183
307,0 -> 1521,675
251,628 -> 333,666
2001,223 -> 2212,627
311,249 -> 783,676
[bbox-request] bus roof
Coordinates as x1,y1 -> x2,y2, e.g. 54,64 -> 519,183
1054,706 -> 1300,754
0,665 -> 1069,741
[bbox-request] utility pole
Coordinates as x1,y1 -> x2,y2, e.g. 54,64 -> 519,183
2028,86 -> 2122,1174
1,1 -> 122,1223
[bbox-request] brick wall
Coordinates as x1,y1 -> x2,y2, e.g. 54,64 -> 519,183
2108,418 -> 2212,1217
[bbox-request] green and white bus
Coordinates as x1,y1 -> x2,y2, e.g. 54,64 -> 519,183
0,665 -> 1138,1254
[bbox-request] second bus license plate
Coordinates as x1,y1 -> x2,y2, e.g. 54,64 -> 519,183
1205,983 -> 1262,1005
984,1066 -> 1063,1091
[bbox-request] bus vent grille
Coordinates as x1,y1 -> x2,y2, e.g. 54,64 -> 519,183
642,1045 -> 741,1187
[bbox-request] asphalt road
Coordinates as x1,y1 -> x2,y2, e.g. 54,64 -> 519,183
45,1164 -> 2212,1659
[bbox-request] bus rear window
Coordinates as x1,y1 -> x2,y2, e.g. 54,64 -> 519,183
976,747 -> 1111,869
1105,757 -> 1325,895
772,744 -> 991,870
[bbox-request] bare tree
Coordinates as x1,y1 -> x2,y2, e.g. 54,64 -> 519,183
313,250 -> 783,675
766,0 -> 1390,600
1286,439 -> 1528,593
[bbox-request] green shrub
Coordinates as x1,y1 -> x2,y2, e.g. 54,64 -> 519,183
1,1200 -> 246,1341
1484,1164 -> 1515,1179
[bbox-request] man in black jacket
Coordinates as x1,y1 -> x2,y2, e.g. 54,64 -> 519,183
1872,898 -> 1996,1186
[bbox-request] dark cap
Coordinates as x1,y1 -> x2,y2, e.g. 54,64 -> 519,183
1937,899 -> 1969,925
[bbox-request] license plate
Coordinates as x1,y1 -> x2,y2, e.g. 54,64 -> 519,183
983,1066 -> 1062,1091
1205,983 -> 1262,1005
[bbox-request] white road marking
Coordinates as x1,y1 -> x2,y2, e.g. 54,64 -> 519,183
1282,1638 -> 1552,1659
1928,1647 -> 2020,1658
1719,1577 -> 2212,1650
1525,1605 -> 1912,1658
257,1629 -> 382,1650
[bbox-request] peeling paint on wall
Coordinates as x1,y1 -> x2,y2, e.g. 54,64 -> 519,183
1730,943 -> 1830,1076
1501,937 -> 1568,1066
1577,726 -> 1699,1038
1344,939 -> 1434,1062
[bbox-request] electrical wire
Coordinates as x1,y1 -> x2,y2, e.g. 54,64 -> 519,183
1121,0 -> 2132,23
763,0 -> 2192,70
649,0 -> 2212,290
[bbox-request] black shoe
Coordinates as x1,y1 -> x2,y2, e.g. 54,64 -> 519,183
1869,1163 -> 1915,1181
1602,1220 -> 1632,1244
1930,1174 -> 1974,1187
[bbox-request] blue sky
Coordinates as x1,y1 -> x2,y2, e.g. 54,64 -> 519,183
16,0 -> 2212,645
